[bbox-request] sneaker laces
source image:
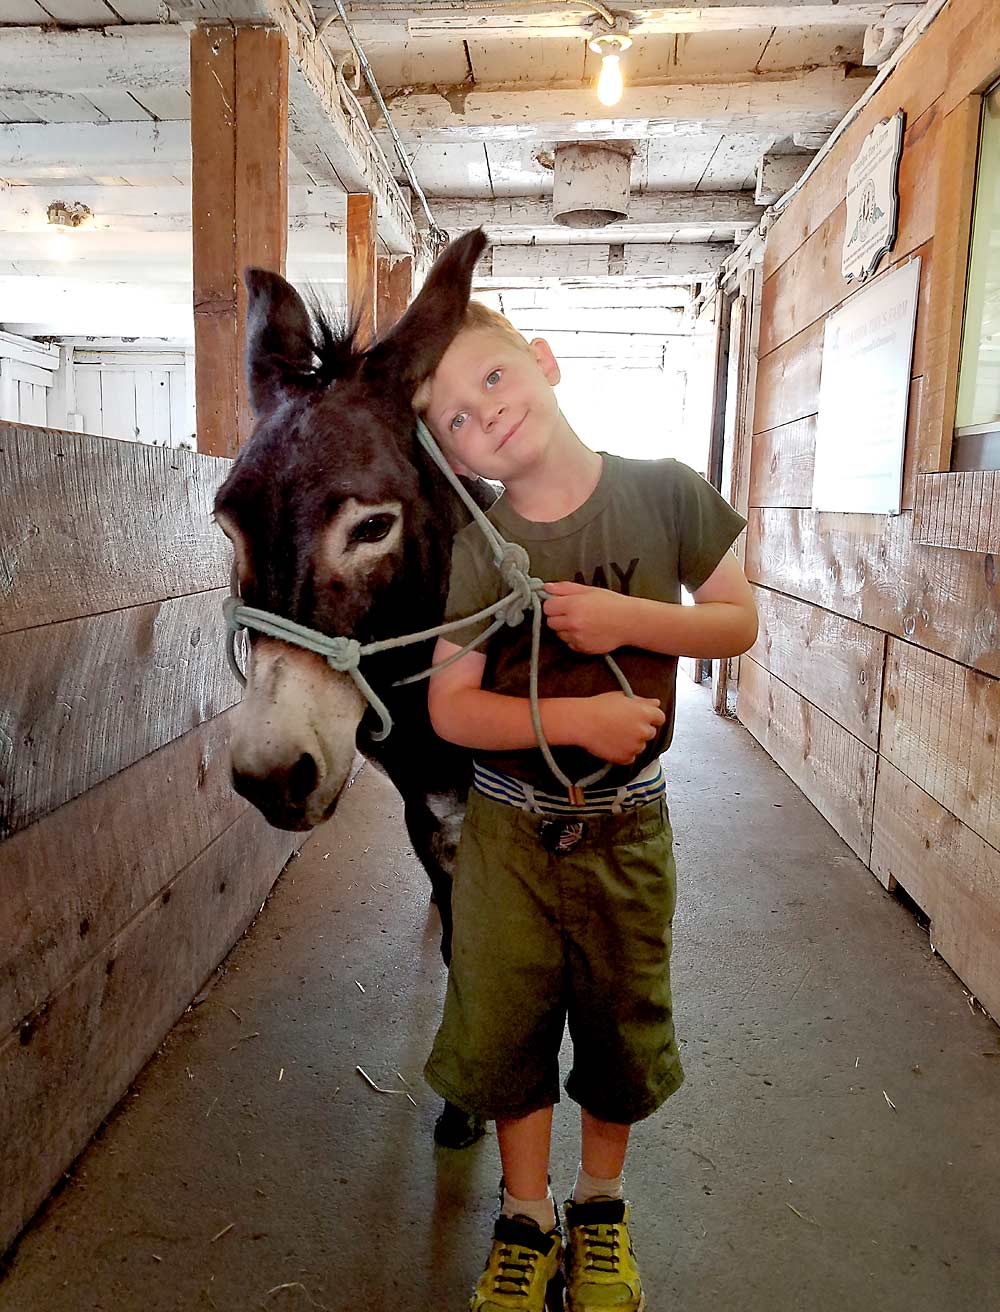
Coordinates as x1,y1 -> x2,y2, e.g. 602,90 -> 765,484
569,1199 -> 628,1275
488,1217 -> 555,1295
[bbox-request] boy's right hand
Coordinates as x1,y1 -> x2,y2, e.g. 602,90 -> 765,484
575,692 -> 666,764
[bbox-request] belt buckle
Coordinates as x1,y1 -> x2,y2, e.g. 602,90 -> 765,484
539,819 -> 586,854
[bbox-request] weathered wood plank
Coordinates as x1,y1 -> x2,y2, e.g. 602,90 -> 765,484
760,102 -> 940,358
347,193 -> 377,349
0,589 -> 238,838
235,25 -> 289,452
376,254 -> 412,336
745,508 -> 1000,678
0,708 -> 246,1038
752,318 -> 824,434
871,758 -> 1000,1022
737,655 -> 876,862
0,805 -> 301,1257
881,638 -> 1000,851
0,424 -> 230,634
914,470 -> 1000,552
749,585 -> 884,748
918,98 -> 982,481
748,414 -> 816,508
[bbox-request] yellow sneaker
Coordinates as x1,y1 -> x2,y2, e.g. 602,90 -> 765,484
562,1197 -> 645,1311
469,1213 -> 563,1312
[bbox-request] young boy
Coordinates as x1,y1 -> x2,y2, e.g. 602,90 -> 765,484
419,302 -> 757,1312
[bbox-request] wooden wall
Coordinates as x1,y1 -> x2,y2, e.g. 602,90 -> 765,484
740,0 -> 1000,1022
0,423 -> 302,1256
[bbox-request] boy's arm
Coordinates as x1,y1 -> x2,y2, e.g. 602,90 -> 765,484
543,550 -> 758,659
427,639 -> 665,764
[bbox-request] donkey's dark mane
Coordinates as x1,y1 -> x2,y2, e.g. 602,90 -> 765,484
303,292 -> 367,389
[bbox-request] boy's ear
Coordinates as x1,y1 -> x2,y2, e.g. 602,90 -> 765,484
530,337 -> 561,386
362,228 -> 488,392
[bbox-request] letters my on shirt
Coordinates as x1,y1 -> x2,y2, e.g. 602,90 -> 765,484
574,557 -> 639,594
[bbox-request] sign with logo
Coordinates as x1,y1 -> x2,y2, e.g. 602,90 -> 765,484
842,111 -> 905,282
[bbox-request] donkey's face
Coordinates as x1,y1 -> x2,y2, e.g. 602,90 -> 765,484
214,230 -> 486,831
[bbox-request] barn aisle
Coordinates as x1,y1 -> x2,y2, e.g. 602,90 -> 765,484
2,678 -> 998,1312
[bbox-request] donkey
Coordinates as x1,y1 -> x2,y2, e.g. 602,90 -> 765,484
213,229 -> 490,1147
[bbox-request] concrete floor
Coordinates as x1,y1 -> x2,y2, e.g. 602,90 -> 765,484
3,678 -> 1000,1312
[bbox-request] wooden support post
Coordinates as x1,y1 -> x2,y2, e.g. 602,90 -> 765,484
376,255 -> 412,337
191,25 -> 288,458
347,193 -> 378,348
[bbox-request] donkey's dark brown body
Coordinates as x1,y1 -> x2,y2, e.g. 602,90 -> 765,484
213,230 -> 490,966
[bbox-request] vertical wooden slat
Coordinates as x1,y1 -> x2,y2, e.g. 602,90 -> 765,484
191,25 -> 288,459
376,254 -> 412,337
234,25 -> 288,450
348,193 -> 378,348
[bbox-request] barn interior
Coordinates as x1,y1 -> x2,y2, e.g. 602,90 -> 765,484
2,0 -> 1000,1308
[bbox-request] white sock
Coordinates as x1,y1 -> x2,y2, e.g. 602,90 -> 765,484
502,1186 -> 557,1233
573,1165 -> 624,1203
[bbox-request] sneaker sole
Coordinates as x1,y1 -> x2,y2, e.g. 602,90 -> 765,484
563,1293 -> 645,1312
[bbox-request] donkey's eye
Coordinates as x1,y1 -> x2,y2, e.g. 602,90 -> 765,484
485,369 -> 502,388
349,513 -> 396,546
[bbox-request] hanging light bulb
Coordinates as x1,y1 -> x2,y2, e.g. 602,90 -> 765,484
588,18 -> 632,109
597,53 -> 624,107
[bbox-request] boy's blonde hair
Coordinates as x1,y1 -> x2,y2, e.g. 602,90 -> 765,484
413,301 -> 531,415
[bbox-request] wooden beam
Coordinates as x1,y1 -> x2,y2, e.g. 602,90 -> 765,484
477,242 -> 729,285
257,0 -> 415,254
376,254 -> 412,336
329,3 -> 919,42
347,193 -> 377,348
0,184 -> 347,235
755,150 -> 816,205
0,120 -> 190,173
191,25 -> 288,459
426,191 -> 764,241
0,25 -> 189,93
373,68 -> 873,143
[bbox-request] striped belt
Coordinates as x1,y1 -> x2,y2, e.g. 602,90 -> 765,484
473,758 -> 665,817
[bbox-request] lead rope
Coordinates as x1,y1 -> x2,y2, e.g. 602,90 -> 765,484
223,418 -> 635,800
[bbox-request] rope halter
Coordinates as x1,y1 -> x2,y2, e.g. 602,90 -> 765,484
222,417 -> 635,797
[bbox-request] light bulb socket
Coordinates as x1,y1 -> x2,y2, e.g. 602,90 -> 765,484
46,200 -> 93,229
588,15 -> 632,55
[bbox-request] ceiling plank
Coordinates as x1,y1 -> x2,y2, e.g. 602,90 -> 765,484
478,242 -> 729,283
322,3 -> 917,42
426,191 -> 763,242
0,26 -> 189,93
372,68 -> 873,143
0,120 -> 190,171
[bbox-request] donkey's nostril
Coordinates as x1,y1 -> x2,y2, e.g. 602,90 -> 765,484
287,752 -> 319,803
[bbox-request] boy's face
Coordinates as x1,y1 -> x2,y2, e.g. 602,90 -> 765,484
422,327 -> 562,481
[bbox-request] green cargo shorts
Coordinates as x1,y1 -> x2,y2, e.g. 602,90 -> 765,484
424,788 -> 684,1124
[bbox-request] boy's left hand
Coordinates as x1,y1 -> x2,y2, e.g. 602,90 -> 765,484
542,581 -> 633,654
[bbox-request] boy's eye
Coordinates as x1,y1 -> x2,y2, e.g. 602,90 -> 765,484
485,369 -> 502,388
450,412 -> 468,433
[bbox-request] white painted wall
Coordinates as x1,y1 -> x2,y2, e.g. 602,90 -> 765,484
0,331 -> 58,427
46,342 -> 196,447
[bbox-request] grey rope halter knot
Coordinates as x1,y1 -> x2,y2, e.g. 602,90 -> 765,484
223,417 -> 635,797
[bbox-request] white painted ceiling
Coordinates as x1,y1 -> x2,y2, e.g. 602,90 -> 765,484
0,1 -> 907,341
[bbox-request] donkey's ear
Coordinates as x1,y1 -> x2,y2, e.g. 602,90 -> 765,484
244,268 -> 317,420
362,228 -> 487,391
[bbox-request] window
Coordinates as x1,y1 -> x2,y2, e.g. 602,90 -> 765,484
954,82 -> 1000,470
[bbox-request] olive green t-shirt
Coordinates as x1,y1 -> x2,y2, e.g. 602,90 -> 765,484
444,454 -> 747,789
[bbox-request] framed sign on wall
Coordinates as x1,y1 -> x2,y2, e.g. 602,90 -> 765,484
842,110 -> 906,283
812,257 -> 921,515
